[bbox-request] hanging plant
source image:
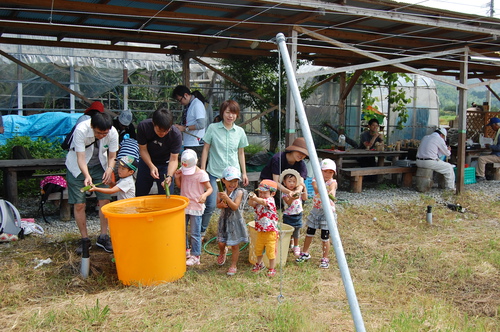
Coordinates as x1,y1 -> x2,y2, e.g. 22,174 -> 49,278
353,71 -> 412,130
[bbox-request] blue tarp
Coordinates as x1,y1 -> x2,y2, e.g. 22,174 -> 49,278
0,112 -> 82,145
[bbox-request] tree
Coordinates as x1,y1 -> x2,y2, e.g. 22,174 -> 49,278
219,57 -> 313,152
355,71 -> 412,130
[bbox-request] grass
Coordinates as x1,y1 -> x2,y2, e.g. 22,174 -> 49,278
1,188 -> 499,331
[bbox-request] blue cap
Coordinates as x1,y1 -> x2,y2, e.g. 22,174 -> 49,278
487,117 -> 500,126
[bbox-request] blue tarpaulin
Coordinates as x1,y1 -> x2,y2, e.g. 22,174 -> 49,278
0,112 -> 82,145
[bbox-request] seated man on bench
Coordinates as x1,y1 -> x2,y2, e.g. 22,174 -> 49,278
416,127 -> 455,190
476,117 -> 500,182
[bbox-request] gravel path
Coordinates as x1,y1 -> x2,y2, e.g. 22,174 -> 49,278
16,179 -> 499,239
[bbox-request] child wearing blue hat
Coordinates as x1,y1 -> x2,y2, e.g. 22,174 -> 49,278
216,166 -> 249,276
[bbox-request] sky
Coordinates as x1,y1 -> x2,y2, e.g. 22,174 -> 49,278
393,0 -> 496,17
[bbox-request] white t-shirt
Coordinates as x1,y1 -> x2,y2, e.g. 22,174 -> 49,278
65,119 -> 119,177
116,175 -> 135,200
183,97 -> 206,147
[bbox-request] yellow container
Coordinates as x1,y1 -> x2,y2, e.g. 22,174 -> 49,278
247,221 -> 294,268
101,195 -> 189,286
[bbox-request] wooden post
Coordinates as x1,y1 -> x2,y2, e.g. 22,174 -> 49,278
456,49 -> 469,194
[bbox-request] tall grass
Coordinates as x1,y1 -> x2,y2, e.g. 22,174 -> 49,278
1,188 -> 499,331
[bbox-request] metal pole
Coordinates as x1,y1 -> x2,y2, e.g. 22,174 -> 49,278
276,32 -> 366,332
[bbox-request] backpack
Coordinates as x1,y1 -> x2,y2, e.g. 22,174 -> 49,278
61,114 -> 91,151
61,125 -> 78,151
0,199 -> 24,241
39,176 -> 67,223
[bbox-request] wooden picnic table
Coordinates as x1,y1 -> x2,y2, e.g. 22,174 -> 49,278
450,146 -> 491,165
316,149 -> 409,185
316,149 -> 408,168
0,158 -> 66,206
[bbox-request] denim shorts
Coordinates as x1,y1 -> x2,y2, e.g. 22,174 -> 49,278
283,213 -> 303,228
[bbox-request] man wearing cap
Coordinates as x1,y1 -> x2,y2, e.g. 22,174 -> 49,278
476,117 -> 500,181
65,111 -> 119,253
113,109 -> 136,144
260,137 -> 308,198
172,85 -> 206,160
416,127 -> 455,190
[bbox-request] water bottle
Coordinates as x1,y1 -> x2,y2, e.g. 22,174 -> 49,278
338,134 -> 346,151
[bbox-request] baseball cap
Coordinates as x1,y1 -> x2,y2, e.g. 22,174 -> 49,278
119,109 -> 133,126
436,127 -> 447,139
222,166 -> 241,181
117,155 -> 138,172
321,158 -> 337,172
181,149 -> 198,175
257,179 -> 278,192
84,101 -> 104,115
487,117 -> 500,126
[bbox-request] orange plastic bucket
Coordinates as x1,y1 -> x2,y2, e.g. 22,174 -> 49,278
101,195 -> 189,286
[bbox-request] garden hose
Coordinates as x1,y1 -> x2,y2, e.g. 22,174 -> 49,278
203,236 -> 249,256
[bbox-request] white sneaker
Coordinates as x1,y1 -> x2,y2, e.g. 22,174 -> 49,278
186,249 -> 191,258
186,256 -> 200,266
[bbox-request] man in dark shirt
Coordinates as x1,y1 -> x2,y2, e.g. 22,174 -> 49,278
135,107 -> 182,196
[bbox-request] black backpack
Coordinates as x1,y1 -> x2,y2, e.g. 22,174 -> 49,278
39,176 -> 67,223
61,125 -> 78,151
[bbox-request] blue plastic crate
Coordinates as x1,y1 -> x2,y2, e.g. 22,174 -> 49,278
454,167 -> 476,184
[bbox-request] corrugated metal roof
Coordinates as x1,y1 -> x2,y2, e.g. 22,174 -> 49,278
1,0 -> 500,79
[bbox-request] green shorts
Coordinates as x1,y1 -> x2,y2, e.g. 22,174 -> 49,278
67,164 -> 112,204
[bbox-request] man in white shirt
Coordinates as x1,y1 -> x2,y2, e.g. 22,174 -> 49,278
416,127 -> 455,190
65,112 -> 119,254
172,85 -> 206,160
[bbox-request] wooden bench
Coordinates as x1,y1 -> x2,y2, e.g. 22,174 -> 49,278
0,158 -> 66,206
339,166 -> 416,193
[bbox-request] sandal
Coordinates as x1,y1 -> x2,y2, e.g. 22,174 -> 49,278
251,262 -> 265,273
217,247 -> 228,266
227,266 -> 237,276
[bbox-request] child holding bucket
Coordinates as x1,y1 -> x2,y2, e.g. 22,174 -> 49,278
89,155 -> 137,200
247,179 -> 279,277
173,149 -> 213,266
216,166 -> 249,276
279,169 -> 308,258
296,159 -> 337,269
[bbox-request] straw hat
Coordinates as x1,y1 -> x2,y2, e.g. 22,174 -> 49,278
279,168 -> 303,186
285,137 -> 309,157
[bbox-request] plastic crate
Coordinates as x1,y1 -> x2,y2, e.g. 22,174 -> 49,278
454,167 -> 476,184
305,177 -> 315,198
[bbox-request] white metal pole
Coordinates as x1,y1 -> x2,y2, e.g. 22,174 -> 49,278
276,32 -> 366,332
